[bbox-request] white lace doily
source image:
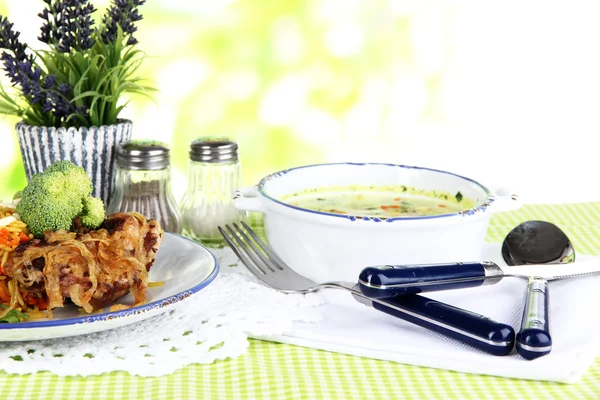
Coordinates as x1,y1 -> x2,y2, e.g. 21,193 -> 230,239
0,248 -> 325,377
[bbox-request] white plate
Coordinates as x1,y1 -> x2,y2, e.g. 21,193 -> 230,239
0,233 -> 219,341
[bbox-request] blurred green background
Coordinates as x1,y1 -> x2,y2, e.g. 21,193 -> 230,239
0,0 -> 453,202
2,1 -> 600,204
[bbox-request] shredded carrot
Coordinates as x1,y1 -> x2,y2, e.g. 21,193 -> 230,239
0,264 -> 6,276
438,204 -> 446,208
381,205 -> 389,210
0,229 -> 19,247
0,228 -> 9,245
0,282 -> 10,303
18,232 -> 30,244
24,292 -> 48,310
393,197 -> 401,201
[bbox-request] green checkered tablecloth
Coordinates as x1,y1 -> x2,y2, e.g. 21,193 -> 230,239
1,203 -> 600,400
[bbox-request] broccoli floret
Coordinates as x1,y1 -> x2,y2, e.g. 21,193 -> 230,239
17,177 -> 81,236
43,160 -> 93,196
16,161 -> 105,237
79,197 -> 105,229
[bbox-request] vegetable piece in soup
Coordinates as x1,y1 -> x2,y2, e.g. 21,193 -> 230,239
281,186 -> 472,217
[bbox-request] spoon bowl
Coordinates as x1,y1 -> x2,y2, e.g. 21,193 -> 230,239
502,220 -> 575,266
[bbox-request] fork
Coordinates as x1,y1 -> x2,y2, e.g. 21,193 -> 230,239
219,221 -> 516,356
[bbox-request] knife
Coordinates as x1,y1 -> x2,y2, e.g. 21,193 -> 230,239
357,260 -> 600,298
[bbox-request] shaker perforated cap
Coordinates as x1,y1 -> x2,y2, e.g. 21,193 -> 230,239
116,139 -> 171,170
190,137 -> 238,163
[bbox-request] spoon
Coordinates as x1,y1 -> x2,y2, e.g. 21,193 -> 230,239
502,220 -> 575,360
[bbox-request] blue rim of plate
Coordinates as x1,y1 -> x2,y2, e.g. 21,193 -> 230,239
256,162 -> 495,222
0,233 -> 219,329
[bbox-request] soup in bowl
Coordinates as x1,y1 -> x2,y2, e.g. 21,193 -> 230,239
234,163 -> 519,283
281,185 -> 475,218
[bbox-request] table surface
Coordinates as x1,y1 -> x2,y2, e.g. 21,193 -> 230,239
1,202 -> 600,400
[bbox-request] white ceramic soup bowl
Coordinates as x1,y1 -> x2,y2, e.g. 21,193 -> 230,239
234,163 -> 520,284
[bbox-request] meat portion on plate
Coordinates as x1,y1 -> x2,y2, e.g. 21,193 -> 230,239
4,212 -> 163,314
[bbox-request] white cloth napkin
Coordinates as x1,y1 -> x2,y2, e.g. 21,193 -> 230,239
252,243 -> 600,383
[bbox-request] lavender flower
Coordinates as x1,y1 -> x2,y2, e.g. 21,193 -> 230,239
0,17 -> 45,106
101,0 -> 146,45
42,74 -> 56,89
38,0 -> 96,53
0,15 -> 84,122
40,80 -> 80,119
0,16 -> 28,61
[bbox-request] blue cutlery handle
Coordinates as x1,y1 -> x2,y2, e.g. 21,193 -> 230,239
371,295 -> 515,356
359,262 -> 489,298
516,278 -> 552,360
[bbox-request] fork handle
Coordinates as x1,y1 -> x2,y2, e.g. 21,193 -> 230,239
368,294 -> 515,356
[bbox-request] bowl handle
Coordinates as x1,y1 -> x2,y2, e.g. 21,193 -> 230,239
488,188 -> 521,213
233,186 -> 265,212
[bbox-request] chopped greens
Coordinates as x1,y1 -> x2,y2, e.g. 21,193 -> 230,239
455,191 -> 463,202
0,304 -> 30,323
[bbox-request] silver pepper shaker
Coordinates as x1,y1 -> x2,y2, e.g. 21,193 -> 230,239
180,137 -> 244,247
107,139 -> 182,234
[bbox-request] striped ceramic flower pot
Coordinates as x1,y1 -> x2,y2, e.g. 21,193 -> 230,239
16,119 -> 132,207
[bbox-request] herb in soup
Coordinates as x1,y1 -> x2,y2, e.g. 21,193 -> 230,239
281,186 -> 474,218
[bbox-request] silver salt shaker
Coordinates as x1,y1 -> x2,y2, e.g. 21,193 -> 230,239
107,139 -> 182,234
180,137 -> 244,247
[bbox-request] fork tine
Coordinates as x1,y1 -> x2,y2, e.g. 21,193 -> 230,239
218,225 -> 267,275
240,221 -> 288,271
224,224 -> 271,275
232,223 -> 279,273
